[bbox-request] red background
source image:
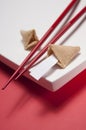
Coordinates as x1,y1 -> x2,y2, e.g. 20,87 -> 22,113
0,61 -> 86,130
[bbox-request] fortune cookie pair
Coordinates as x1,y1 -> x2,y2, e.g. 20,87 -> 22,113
20,29 -> 80,68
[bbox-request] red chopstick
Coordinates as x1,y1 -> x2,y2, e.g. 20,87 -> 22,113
15,6 -> 86,79
2,0 -> 78,90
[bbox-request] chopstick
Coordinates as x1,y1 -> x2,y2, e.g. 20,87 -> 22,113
1,0 -> 79,90
15,6 -> 86,79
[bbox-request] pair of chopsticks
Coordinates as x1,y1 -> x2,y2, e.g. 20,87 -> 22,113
2,0 -> 86,90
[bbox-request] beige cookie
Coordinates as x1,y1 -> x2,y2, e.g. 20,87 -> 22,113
48,45 -> 80,68
20,29 -> 39,50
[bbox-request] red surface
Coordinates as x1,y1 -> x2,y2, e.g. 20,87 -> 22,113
0,61 -> 86,130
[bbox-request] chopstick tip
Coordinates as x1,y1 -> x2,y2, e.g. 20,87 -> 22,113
1,87 -> 5,90
1,81 -> 10,90
1,85 -> 7,90
15,73 -> 21,80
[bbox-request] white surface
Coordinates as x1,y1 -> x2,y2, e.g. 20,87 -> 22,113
30,55 -> 57,80
0,0 -> 86,91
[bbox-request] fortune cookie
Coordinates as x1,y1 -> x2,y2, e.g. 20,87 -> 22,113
20,29 -> 39,50
48,45 -> 80,68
